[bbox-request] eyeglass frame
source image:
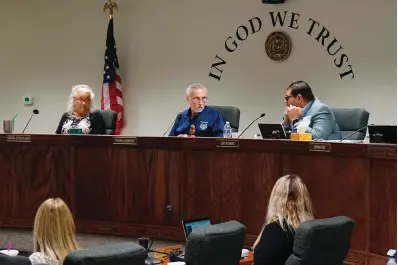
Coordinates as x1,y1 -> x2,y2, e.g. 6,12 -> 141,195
189,96 -> 208,103
74,97 -> 91,103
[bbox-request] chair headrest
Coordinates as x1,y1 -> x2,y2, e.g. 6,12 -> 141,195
64,242 -> 147,265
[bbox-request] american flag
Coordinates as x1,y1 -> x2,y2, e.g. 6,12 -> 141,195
101,18 -> 124,135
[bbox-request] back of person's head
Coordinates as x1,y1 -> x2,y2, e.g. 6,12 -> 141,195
288,81 -> 315,102
253,175 -> 314,248
33,198 -> 79,263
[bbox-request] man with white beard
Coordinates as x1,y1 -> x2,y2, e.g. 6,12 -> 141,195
169,83 -> 225,137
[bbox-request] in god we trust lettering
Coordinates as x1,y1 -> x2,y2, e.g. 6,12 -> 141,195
209,11 -> 354,81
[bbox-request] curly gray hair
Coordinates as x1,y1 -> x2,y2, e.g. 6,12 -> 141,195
66,84 -> 96,114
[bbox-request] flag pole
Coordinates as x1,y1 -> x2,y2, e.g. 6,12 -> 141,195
103,0 -> 118,19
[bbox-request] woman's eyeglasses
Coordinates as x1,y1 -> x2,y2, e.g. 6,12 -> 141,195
75,97 -> 91,103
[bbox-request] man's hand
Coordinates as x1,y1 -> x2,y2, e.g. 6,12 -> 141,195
286,105 -> 303,121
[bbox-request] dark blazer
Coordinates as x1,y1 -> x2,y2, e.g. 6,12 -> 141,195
55,111 -> 105,135
253,220 -> 295,265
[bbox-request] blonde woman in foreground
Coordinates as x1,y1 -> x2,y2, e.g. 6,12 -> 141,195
29,198 -> 79,265
253,175 -> 314,265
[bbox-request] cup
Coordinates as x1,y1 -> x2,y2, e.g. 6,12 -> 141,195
138,237 -> 149,249
299,133 -> 312,141
0,249 -> 19,256
3,120 -> 13,134
290,133 -> 299,141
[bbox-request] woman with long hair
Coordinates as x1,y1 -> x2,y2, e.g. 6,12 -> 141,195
253,174 -> 314,265
29,198 -> 79,265
55,84 -> 105,135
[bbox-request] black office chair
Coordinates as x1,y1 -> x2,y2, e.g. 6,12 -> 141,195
285,216 -> 355,265
96,110 -> 117,135
0,253 -> 32,265
63,242 -> 147,265
208,105 -> 241,132
184,220 -> 246,265
331,108 -> 370,140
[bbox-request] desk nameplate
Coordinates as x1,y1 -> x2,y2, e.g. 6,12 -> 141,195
309,142 -> 331,152
6,135 -> 32,143
216,139 -> 239,148
113,137 -> 137,145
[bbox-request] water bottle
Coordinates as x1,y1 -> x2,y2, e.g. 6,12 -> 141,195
223,121 -> 232,138
387,249 -> 397,265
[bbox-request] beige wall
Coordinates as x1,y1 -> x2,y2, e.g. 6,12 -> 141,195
0,0 -> 395,137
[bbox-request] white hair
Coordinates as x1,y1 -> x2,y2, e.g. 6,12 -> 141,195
66,84 -> 95,114
185,83 -> 207,96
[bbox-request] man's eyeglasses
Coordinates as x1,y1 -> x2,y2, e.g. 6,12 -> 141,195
190,97 -> 208,103
285,95 -> 295,101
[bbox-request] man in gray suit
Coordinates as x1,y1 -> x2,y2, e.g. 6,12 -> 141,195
282,81 -> 342,140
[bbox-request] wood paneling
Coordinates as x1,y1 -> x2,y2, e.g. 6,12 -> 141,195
369,159 -> 397,256
0,135 -> 395,265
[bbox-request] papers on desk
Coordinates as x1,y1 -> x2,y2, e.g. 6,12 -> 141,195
168,262 -> 186,265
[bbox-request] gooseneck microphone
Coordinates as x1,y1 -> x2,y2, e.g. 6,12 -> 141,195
340,124 -> 374,142
22,109 -> 39,134
238,113 -> 266,139
162,114 -> 182,136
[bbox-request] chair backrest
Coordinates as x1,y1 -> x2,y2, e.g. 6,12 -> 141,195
184,220 -> 246,265
96,110 -> 117,135
207,105 -> 241,132
63,242 -> 147,265
331,108 -> 369,140
0,253 -> 31,265
285,216 -> 355,265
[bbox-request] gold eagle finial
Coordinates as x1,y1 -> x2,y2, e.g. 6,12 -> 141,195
103,0 -> 118,19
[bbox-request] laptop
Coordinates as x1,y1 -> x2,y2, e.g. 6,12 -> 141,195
258,123 -> 288,139
368,125 -> 397,144
182,217 -> 212,240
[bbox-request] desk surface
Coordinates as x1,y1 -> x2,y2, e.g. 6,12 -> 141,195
0,134 -> 395,265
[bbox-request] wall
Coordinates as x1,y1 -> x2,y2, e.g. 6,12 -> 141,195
0,0 -> 395,137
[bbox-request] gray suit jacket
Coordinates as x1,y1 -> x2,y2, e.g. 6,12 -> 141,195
304,98 -> 342,140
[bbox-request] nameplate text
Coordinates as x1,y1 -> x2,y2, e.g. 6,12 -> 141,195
309,142 -> 331,152
6,135 -> 32,143
113,137 -> 137,145
216,139 -> 240,148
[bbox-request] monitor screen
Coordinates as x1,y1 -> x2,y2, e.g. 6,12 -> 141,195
182,218 -> 211,238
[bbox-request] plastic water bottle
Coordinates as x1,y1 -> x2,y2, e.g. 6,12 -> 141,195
223,121 -> 232,138
387,249 -> 397,265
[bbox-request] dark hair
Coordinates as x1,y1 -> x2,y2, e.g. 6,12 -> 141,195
288,81 -> 315,101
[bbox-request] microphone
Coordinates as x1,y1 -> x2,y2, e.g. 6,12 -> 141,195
162,113 -> 182,136
340,124 -> 374,142
238,113 -> 266,139
22,109 -> 39,134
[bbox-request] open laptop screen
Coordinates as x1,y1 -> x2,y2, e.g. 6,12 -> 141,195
258,123 -> 287,139
182,217 -> 212,239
